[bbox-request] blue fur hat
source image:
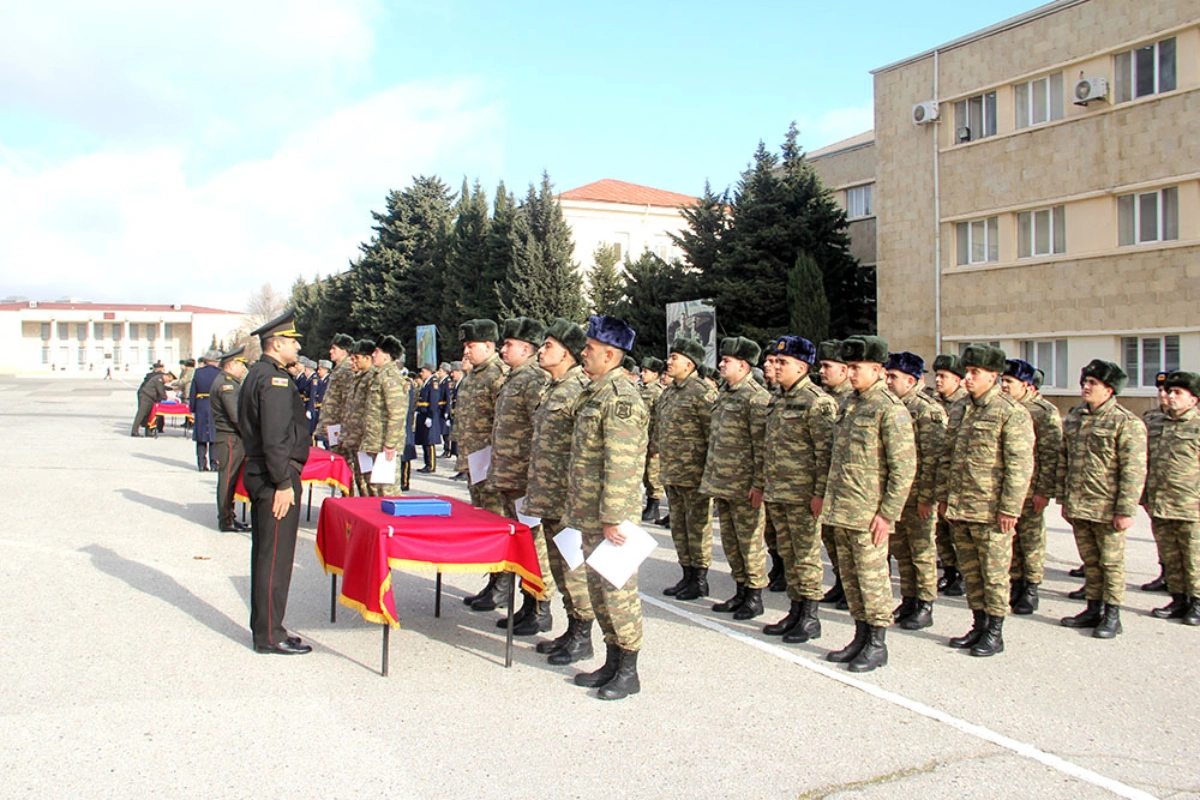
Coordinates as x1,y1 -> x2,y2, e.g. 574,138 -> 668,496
586,315 -> 636,352
885,351 -> 925,380
772,336 -> 817,365
1004,358 -> 1036,385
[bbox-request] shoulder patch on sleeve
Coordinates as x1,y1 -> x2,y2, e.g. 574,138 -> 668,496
615,399 -> 634,419
271,377 -> 290,388
221,384 -> 234,391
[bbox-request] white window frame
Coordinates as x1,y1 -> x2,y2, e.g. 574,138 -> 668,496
1114,38 -> 1177,103
1118,187 -> 1178,246
1014,73 -> 1064,129
1122,335 -> 1180,388
1017,205 -> 1066,258
846,184 -> 873,219
955,217 -> 999,265
953,91 -> 997,143
1020,339 -> 1069,388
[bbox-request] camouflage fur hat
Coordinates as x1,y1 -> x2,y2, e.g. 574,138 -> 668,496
543,318 -> 586,360
720,336 -> 761,366
354,338 -> 376,356
1163,370 -> 1200,399
331,333 -> 355,350
1004,358 -> 1036,385
885,351 -> 925,380
840,335 -> 889,365
641,356 -> 665,374
1080,359 -> 1128,394
932,353 -> 965,378
459,319 -> 499,344
377,335 -> 404,361
670,334 -> 706,367
501,317 -> 546,347
961,344 -> 1007,374
817,339 -> 844,363
621,355 -> 637,373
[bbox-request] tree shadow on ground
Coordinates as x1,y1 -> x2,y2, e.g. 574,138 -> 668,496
117,488 -> 213,526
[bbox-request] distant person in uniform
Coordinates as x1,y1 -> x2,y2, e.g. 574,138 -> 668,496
190,351 -> 222,471
130,361 -> 169,437
210,347 -> 250,532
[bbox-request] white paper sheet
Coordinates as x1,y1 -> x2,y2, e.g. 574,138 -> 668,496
326,424 -> 341,446
356,450 -> 374,473
467,446 -> 492,485
369,452 -> 397,484
585,521 -> 657,589
552,527 -> 585,571
514,496 -> 541,529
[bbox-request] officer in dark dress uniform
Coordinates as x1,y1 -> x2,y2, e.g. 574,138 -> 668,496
238,310 -> 312,655
130,362 -> 169,436
190,352 -> 222,471
311,359 -> 331,438
210,346 -> 250,533
415,362 -> 443,472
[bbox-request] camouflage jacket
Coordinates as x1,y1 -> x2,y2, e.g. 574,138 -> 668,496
824,379 -> 854,411
822,378 -> 916,530
455,353 -> 509,469
936,385 -> 968,414
653,372 -> 716,487
641,380 -> 664,443
563,367 -> 649,534
316,357 -> 353,438
487,357 -> 549,493
699,373 -> 771,500
1144,405 -> 1200,521
1022,393 -> 1063,500
360,360 -> 409,453
761,375 -> 836,504
340,367 -> 374,452
898,385 -> 948,508
525,365 -> 590,519
1056,396 -> 1147,521
210,371 -> 243,437
937,382 -> 1035,523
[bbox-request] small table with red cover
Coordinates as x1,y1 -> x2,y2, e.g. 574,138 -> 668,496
146,402 -> 193,432
234,446 -> 354,520
316,495 -> 544,676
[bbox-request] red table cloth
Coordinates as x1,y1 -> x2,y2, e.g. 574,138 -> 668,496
315,495 -> 544,627
147,402 -> 193,427
234,446 -> 353,503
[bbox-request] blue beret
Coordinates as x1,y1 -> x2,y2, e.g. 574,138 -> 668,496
1004,358 -> 1036,385
772,336 -> 817,365
586,315 -> 636,352
885,351 -> 925,380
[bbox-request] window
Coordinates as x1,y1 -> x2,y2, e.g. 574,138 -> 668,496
40,323 -> 50,341
164,323 -> 173,340
956,217 -> 999,265
77,347 -> 87,366
1118,187 -> 1178,246
1018,206 -> 1066,257
846,184 -> 873,219
146,325 -> 157,342
1114,38 -> 1176,103
954,91 -> 997,143
1122,335 -> 1180,388
1015,73 -> 1064,128
112,324 -> 123,342
112,346 -> 121,367
129,324 -> 139,340
41,347 -> 50,365
57,323 -> 68,341
1021,339 -> 1069,388
93,323 -> 104,339
76,324 -> 87,341
148,346 -> 156,365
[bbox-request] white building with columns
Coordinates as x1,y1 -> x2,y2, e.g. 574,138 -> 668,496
558,179 -> 698,271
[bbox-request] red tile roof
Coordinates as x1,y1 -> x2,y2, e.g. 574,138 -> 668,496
0,302 -> 241,314
559,179 -> 698,208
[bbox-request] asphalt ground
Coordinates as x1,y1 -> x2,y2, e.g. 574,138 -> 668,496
0,376 -> 1196,799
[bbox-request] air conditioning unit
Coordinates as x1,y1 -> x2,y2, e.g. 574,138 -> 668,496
1073,76 -> 1108,105
912,101 -> 939,125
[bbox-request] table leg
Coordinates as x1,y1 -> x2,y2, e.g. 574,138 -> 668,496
505,571 -> 515,668
306,485 -> 313,521
382,624 -> 389,677
330,574 -> 337,623
435,572 -> 442,618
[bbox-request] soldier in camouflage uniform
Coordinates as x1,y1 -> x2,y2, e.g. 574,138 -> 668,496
700,337 -> 771,620
1139,371 -> 1172,593
342,339 -> 376,497
999,359 -> 1062,615
884,352 -> 947,631
315,333 -> 356,453
820,336 -> 914,673
1057,360 -> 1147,638
654,334 -> 717,600
359,336 -> 409,497
640,356 -> 666,522
760,336 -> 837,643
937,345 -> 1034,658
486,317 -> 552,633
818,339 -> 852,608
566,315 -> 649,701
760,351 -> 787,592
932,354 -> 969,596
1144,371 -> 1200,625
527,319 -> 595,662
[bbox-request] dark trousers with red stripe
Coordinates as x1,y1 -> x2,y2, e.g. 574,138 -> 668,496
212,433 -> 245,529
245,466 -> 302,649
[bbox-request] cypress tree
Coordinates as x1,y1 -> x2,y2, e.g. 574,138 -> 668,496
497,172 -> 584,322
787,251 -> 830,344
587,243 -> 624,314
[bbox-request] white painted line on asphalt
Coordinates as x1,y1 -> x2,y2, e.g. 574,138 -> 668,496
642,595 -> 1158,800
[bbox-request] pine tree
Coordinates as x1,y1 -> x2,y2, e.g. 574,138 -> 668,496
613,252 -> 699,362
787,251 -> 830,344
443,179 -> 494,324
497,172 -> 584,323
670,180 -> 728,275
587,243 -> 624,314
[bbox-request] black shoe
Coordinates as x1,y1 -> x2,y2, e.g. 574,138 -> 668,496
496,590 -> 536,629
254,640 -> 312,655
597,649 -> 640,700
574,644 -> 620,687
969,615 -> 1004,657
641,497 -> 660,523
536,619 -> 577,654
663,566 -> 691,596
712,583 -> 746,613
464,573 -> 497,606
821,577 -> 845,605
733,587 -> 765,620
655,513 -> 670,527
512,600 -> 552,636
1092,604 -> 1122,639
1009,579 -> 1026,608
1061,599 -> 1103,628
452,472 -> 468,481
675,568 -> 708,601
899,600 -> 933,630
1141,568 -> 1167,592
1068,584 -> 1087,600
417,466 -> 433,473
763,600 -> 803,636
949,609 -> 987,649
782,599 -> 822,643
942,569 -> 965,597
836,594 -> 850,611
1069,564 -> 1085,578
548,619 -> 594,665
1183,597 -> 1200,627
937,567 -> 954,591
1011,583 -> 1039,615
471,572 -> 513,611
767,549 -> 786,592
827,620 -> 869,663
1152,593 -> 1188,619
847,626 -> 888,672
892,596 -> 917,624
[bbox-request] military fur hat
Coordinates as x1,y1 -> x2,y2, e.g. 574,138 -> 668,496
960,344 -> 1007,374
543,317 -> 587,360
773,336 -> 817,365
420,361 -> 436,372
458,319 -> 499,344
501,317 -> 546,347
1080,359 -> 1128,394
202,349 -> 221,362
331,333 -> 355,350
377,335 -> 404,361
669,334 -> 706,367
1004,358 -> 1036,385
354,338 -> 376,356
622,355 -> 637,373
720,336 -> 761,366
318,359 -> 332,370
586,315 -> 637,352
1155,371 -> 1171,389
840,335 -> 889,365
450,360 -> 464,371
1164,370 -> 1200,399
1033,368 -> 1045,390
817,339 -> 845,364
932,353 -> 965,378
438,362 -> 451,372
184,358 -> 196,367
698,364 -> 718,382
641,356 -> 665,374
885,351 -> 925,380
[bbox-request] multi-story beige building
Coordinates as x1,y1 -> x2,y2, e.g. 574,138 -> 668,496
807,130 -> 878,279
867,0 -> 1199,412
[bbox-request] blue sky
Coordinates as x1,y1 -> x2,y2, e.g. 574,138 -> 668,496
0,0 -> 1042,308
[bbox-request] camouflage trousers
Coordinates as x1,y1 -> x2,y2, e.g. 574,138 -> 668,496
583,531 -> 642,651
770,502 -> 823,601
468,479 -> 507,518
1010,498 -> 1046,584
951,521 -> 1014,618
664,484 -> 712,568
1150,517 -> 1200,598
499,489 -> 557,603
1071,518 -> 1127,605
351,455 -> 370,497
715,498 -> 768,589
643,453 -> 663,500
821,525 -> 841,574
935,517 -> 957,568
832,526 -> 892,627
763,504 -> 778,551
890,505 -> 937,601
544,518 -> 593,620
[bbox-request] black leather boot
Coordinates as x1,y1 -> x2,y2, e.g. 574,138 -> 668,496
1009,579 -> 1026,608
847,626 -> 888,672
470,572 -> 512,611
597,649 -> 640,700
1068,584 -> 1087,600
536,617 -> 577,654
1060,598 -> 1103,628
892,596 -> 917,623
969,615 -> 1004,656
763,600 -> 802,636
1183,597 -> 1200,626
734,587 -> 764,620
1141,566 -> 1167,592
767,550 -> 787,592
1151,593 -> 1187,619
826,620 -> 869,663
512,599 -> 552,636
641,497 -> 660,522
464,573 -> 497,606
655,512 -> 670,527
675,567 -> 708,601
663,566 -> 691,596
899,600 -> 933,630
949,609 -> 987,648
496,590 -> 536,629
1092,604 -> 1122,639
937,566 -> 953,591
942,568 -> 964,597
548,619 -> 594,665
783,599 -> 822,643
712,583 -> 746,613
574,644 -> 620,687
821,577 -> 845,605
1012,583 -> 1039,615
1069,564 -> 1086,578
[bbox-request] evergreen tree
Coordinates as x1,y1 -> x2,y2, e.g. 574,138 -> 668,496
497,172 -> 584,323
787,251 -> 830,344
482,182 -> 518,323
613,252 -> 699,362
670,180 -> 728,275
587,243 -> 624,314
443,178 -> 495,324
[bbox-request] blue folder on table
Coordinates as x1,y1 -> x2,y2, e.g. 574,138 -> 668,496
381,498 -> 452,517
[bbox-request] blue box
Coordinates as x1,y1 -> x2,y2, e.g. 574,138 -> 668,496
381,498 -> 452,517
